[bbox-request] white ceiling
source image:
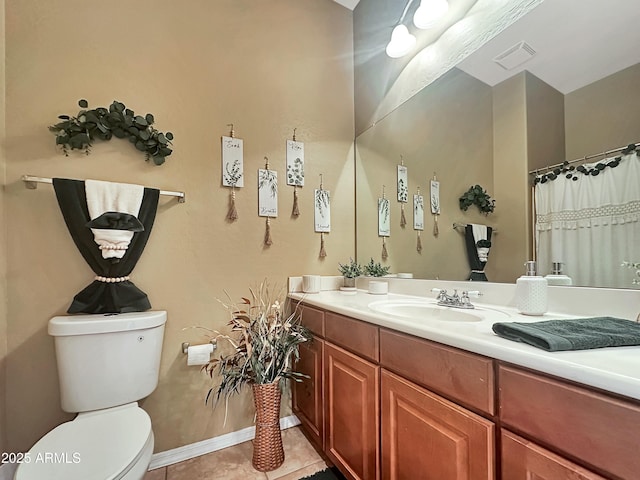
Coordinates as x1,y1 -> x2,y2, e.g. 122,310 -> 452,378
456,0 -> 640,93
333,0 -> 360,10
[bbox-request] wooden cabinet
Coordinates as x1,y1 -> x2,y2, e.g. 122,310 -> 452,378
381,370 -> 494,480
324,341 -> 380,480
292,338 -> 324,449
501,430 -> 606,480
499,365 -> 640,480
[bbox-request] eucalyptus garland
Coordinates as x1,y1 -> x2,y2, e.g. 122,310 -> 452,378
49,99 -> 174,165
534,144 -> 638,184
459,184 -> 495,215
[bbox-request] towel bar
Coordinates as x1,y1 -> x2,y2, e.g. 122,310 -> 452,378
21,174 -> 186,203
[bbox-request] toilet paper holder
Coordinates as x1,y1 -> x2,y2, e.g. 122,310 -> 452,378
181,340 -> 217,354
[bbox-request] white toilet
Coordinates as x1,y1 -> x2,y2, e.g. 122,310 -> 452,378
15,311 -> 167,480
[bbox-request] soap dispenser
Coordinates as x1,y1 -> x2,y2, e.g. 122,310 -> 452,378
516,261 -> 548,315
544,262 -> 573,286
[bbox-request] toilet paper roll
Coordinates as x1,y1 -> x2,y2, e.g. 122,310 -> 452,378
187,344 -> 214,366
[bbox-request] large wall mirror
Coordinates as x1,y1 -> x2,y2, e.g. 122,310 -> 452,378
354,0 -> 640,288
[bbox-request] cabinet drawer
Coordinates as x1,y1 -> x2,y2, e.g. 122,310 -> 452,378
500,365 -> 640,480
325,312 -> 379,362
501,430 -> 606,480
380,329 -> 494,415
299,304 -> 324,337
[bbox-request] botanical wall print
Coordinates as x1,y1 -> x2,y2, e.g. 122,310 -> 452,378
286,137 -> 304,217
397,163 -> 408,227
222,136 -> 244,188
259,158 -> 278,247
258,168 -> 278,217
222,130 -> 244,221
430,178 -> 440,236
414,192 -> 424,253
314,189 -> 331,233
378,197 -> 390,236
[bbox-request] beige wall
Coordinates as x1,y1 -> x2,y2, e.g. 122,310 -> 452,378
565,62 -> 640,159
356,68 -> 495,280
0,0 -> 7,456
4,0 -> 354,453
492,73 -> 530,282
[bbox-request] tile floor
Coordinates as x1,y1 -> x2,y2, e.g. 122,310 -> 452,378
144,427 -> 328,480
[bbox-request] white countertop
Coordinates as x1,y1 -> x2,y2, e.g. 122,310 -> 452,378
290,289 -> 640,402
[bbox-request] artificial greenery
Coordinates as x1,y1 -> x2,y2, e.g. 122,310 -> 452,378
534,144 -> 638,185
363,258 -> 390,277
459,184 -> 495,215
49,99 -> 174,165
338,257 -> 363,278
201,281 -> 311,407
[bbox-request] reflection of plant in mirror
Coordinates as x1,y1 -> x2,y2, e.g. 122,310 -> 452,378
459,185 -> 495,215
49,99 -> 173,165
364,258 -> 390,277
338,258 -> 363,278
621,261 -> 640,285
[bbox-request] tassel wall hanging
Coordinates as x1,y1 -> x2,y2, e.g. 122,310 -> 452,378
221,124 -> 244,221
378,185 -> 390,260
430,173 -> 441,237
414,187 -> 424,253
286,128 -> 304,218
397,157 -> 408,228
314,174 -> 331,258
258,156 -> 278,247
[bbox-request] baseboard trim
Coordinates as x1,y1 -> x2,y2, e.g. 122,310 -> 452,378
148,415 -> 301,470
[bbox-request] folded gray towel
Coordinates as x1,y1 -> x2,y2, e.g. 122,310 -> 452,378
492,317 -> 640,352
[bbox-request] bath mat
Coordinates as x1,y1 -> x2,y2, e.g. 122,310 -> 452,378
300,466 -> 347,480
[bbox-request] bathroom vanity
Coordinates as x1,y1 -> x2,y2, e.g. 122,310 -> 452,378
289,282 -> 640,480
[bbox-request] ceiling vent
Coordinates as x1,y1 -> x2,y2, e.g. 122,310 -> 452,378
493,41 -> 536,70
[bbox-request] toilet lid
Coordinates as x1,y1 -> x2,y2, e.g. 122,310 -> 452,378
15,404 -> 151,480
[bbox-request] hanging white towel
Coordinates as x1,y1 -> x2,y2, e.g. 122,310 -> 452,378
85,179 -> 144,259
471,224 -> 489,262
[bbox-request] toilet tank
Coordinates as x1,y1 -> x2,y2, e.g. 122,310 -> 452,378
48,311 -> 167,413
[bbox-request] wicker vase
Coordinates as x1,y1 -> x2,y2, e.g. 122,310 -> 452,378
251,380 -> 284,472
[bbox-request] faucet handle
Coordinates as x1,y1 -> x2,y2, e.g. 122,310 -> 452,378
431,288 -> 447,300
463,290 -> 482,298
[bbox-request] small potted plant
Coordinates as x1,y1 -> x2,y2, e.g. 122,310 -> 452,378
363,258 -> 391,277
338,257 -> 363,288
200,281 -> 312,472
459,184 -> 496,215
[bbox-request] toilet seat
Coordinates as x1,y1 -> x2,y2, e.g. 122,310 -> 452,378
15,403 -> 152,480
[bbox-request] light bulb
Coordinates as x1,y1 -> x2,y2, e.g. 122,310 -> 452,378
385,24 -> 417,58
413,0 -> 449,29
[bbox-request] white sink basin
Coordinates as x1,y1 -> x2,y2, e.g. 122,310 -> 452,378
368,300 -> 507,322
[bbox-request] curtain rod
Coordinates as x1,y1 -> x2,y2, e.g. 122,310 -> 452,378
453,222 -> 498,233
21,175 -> 186,203
528,141 -> 639,176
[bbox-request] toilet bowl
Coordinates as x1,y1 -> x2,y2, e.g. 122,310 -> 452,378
14,403 -> 154,480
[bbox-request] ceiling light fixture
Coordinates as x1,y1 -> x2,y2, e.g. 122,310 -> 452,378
413,0 -> 449,29
386,24 -> 417,58
385,0 -> 418,58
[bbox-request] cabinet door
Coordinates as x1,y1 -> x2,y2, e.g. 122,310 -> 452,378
501,430 -> 606,480
381,370 -> 494,480
292,338 -> 324,449
325,342 -> 380,480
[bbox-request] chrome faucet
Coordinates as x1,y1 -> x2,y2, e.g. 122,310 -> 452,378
431,288 -> 481,309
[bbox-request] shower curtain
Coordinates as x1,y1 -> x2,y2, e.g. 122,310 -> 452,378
535,152 -> 640,288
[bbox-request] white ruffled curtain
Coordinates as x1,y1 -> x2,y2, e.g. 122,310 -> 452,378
535,152 -> 640,288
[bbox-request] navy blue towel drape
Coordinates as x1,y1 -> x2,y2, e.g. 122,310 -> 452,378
53,178 -> 159,314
